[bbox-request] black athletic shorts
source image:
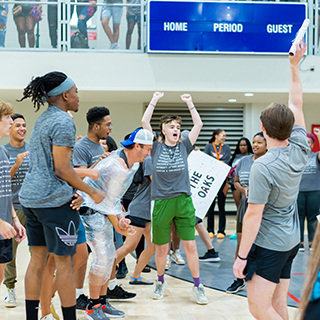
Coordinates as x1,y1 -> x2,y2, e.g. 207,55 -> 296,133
22,201 -> 80,256
0,239 -> 13,263
245,243 -> 299,284
126,215 -> 150,228
195,217 -> 202,225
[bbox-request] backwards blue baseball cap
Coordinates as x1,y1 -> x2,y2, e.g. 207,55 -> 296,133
120,128 -> 154,147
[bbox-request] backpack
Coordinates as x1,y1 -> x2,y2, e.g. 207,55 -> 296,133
71,31 -> 89,49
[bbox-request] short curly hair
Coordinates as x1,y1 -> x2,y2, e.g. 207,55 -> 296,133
0,101 -> 14,120
86,106 -> 110,130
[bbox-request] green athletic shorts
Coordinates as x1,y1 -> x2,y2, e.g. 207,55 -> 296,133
151,194 -> 196,245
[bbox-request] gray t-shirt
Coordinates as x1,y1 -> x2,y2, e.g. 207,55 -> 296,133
4,142 -> 29,210
128,0 -> 140,16
235,154 -> 254,188
248,126 -> 310,251
0,146 -> 12,240
299,152 -> 320,192
19,106 -> 76,208
151,138 -> 193,200
235,155 -> 254,223
127,156 -> 152,220
73,136 -> 104,168
204,143 -> 231,165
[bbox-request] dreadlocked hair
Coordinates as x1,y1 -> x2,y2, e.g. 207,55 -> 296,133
17,71 -> 68,112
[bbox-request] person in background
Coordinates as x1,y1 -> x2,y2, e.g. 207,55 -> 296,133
0,102 -> 26,307
126,0 -> 140,49
226,132 -> 267,295
297,129 -> 320,252
0,0 -> 8,47
204,129 -> 231,239
12,0 -> 41,48
3,114 -> 29,308
101,0 -> 124,49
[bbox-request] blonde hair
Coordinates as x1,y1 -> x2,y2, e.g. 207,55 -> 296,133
297,222 -> 320,319
0,101 -> 14,119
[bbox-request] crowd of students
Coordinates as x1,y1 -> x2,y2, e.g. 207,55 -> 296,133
0,40 -> 319,320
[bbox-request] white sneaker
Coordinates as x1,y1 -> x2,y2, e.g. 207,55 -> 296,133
50,298 -> 60,320
165,254 -> 171,270
109,42 -> 120,50
41,314 -> 55,320
192,284 -> 208,305
151,281 -> 167,300
171,249 -> 185,265
4,287 -> 17,308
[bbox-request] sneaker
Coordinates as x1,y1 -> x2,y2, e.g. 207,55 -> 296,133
85,304 -> 108,320
41,315 -> 55,320
226,279 -> 245,294
101,300 -> 124,318
171,249 -> 185,265
4,287 -> 17,308
208,232 -> 214,239
229,232 -> 237,240
299,243 -> 305,252
109,42 -> 120,50
217,233 -> 225,239
165,254 -> 171,270
199,249 -> 220,262
50,298 -> 60,319
106,285 -> 136,300
116,260 -> 128,279
152,281 -> 167,300
192,284 -> 208,305
76,293 -> 89,310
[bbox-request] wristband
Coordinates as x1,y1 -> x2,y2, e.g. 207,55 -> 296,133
238,254 -> 247,261
12,214 -> 17,220
150,103 -> 156,108
189,106 -> 195,111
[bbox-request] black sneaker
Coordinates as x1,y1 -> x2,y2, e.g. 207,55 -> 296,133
76,293 -> 89,310
199,249 -> 220,262
106,285 -> 136,300
226,279 -> 245,294
299,243 -> 305,252
116,259 -> 128,279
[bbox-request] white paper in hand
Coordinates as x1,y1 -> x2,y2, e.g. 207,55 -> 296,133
188,150 -> 230,219
289,19 -> 310,56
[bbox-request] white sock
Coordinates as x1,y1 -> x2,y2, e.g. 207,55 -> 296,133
76,288 -> 84,299
108,278 -> 117,290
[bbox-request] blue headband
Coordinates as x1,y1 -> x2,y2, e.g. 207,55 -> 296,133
47,77 -> 75,96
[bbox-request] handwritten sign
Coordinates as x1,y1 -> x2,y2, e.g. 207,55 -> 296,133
188,150 -> 230,219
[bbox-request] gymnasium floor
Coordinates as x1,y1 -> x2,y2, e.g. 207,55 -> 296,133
0,216 -> 302,320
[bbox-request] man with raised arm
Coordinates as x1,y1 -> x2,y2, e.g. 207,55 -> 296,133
233,42 -> 310,319
142,93 -> 208,305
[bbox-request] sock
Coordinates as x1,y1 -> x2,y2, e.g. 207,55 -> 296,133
61,305 -> 76,320
99,295 -> 107,305
193,277 -> 200,287
88,298 -> 100,310
76,288 -> 84,299
26,300 -> 39,320
108,278 -> 117,290
158,274 -> 164,284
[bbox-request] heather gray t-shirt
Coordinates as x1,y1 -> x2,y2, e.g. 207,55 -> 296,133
151,138 -> 193,200
73,136 -> 104,168
235,155 -> 254,223
299,152 -> 320,192
204,143 -> 231,164
0,146 -> 12,240
19,106 -> 76,208
127,156 -> 152,220
235,155 -> 254,188
248,126 -> 310,251
4,142 -> 29,210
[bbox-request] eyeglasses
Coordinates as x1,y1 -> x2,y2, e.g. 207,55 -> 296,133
97,122 -> 113,129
